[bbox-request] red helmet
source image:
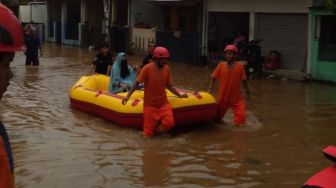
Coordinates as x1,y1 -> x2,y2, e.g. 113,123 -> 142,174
0,4 -> 24,52
224,45 -> 238,53
153,47 -> 170,59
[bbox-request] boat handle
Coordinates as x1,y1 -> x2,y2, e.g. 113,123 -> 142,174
131,99 -> 141,107
193,91 -> 202,99
73,85 -> 82,89
95,90 -> 102,97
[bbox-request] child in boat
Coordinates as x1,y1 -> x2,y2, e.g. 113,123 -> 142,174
208,45 -> 250,126
0,4 -> 24,188
109,52 -> 136,93
122,47 -> 187,137
91,43 -> 113,75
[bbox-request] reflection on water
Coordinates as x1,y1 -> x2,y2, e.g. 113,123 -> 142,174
0,44 -> 335,187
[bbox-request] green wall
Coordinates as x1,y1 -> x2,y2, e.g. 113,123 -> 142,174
310,9 -> 336,83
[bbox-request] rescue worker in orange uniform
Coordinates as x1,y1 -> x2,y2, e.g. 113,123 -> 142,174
122,47 -> 188,137
208,45 -> 250,126
0,3 -> 24,188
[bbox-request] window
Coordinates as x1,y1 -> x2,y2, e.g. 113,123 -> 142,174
318,15 -> 336,61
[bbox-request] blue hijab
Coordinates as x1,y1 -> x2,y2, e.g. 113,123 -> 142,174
108,52 -> 136,93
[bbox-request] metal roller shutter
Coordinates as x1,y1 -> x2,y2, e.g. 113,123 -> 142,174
256,13 -> 308,71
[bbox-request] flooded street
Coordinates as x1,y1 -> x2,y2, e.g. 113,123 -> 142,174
1,44 -> 336,187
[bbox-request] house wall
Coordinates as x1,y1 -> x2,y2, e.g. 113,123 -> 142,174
19,5 -> 31,22
47,0 -> 63,22
19,3 -> 48,41
205,0 -> 313,47
204,0 -> 313,72
81,0 -> 88,23
61,1 -> 73,45
19,4 -> 48,23
112,0 -> 130,26
310,10 -> 336,83
206,0 -> 312,40
207,0 -> 313,13
46,0 -> 104,46
46,0 -> 64,43
132,28 -> 156,53
130,0 -> 163,28
32,4 -> 48,23
87,0 -> 105,46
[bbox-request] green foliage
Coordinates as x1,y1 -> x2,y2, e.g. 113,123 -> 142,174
323,0 -> 336,14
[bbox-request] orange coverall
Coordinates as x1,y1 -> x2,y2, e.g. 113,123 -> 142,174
211,62 -> 247,125
137,62 -> 175,137
0,138 -> 14,188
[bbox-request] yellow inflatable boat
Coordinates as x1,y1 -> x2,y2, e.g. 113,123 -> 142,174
70,74 -> 217,129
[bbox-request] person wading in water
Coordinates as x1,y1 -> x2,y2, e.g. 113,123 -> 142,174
208,44 -> 250,126
122,47 -> 187,137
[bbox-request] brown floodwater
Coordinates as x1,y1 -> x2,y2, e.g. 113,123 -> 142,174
1,44 -> 336,188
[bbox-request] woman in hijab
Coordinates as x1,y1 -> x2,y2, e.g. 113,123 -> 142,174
109,52 -> 136,93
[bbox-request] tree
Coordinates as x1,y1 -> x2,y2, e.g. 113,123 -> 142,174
323,0 -> 336,14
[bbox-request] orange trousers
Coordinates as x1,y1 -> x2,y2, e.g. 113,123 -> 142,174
0,138 -> 14,188
217,99 -> 246,125
143,104 -> 175,137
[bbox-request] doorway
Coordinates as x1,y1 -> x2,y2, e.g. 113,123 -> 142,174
115,0 -> 128,26
208,12 -> 249,53
65,0 -> 81,40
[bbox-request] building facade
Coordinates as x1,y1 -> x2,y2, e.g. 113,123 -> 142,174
46,0 -> 90,46
46,0 -> 336,82
309,2 -> 336,82
19,2 -> 47,42
204,0 -> 313,72
129,0 -> 203,63
46,0 -> 129,48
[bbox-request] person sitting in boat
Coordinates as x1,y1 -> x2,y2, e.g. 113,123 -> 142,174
141,42 -> 155,69
108,52 -> 136,93
136,42 -> 156,88
91,43 -> 113,76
